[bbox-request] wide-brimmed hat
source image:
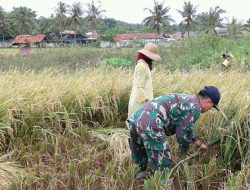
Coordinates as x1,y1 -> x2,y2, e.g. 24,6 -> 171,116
138,42 -> 161,61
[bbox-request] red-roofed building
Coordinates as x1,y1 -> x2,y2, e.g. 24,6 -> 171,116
112,33 -> 181,47
112,33 -> 164,43
12,34 -> 48,56
12,34 -> 47,46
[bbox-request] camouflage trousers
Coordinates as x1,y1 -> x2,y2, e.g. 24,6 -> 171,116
128,121 -> 173,172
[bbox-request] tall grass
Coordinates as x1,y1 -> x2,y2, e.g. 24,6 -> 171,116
0,35 -> 249,189
0,67 -> 248,189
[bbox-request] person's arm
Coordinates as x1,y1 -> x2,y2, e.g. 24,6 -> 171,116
176,110 -> 200,152
134,65 -> 148,103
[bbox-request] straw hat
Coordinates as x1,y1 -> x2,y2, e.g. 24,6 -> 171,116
138,42 -> 161,61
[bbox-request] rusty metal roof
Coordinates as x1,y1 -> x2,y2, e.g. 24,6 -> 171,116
12,34 -> 46,45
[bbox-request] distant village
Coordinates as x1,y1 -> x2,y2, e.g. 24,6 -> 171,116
1,26 -> 247,54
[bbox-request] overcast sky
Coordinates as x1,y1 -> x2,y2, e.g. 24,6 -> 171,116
1,0 -> 249,24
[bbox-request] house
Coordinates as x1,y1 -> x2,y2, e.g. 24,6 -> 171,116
12,34 -> 47,47
12,34 -> 47,56
60,30 -> 91,45
0,36 -> 14,42
0,36 -> 14,48
111,33 -> 181,48
111,33 -> 164,47
85,32 -> 100,42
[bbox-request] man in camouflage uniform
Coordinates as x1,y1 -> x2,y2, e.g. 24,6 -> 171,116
127,86 -> 221,176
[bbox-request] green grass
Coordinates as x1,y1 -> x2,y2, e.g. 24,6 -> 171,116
0,35 -> 249,72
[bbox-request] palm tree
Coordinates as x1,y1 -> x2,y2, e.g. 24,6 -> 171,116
177,1 -> 198,36
70,2 -> 83,43
86,1 -> 106,35
227,17 -> 243,39
55,1 -> 69,44
197,6 -> 226,35
34,16 -> 55,38
244,18 -> 250,28
9,6 -> 37,35
0,6 -> 9,41
143,0 -> 175,35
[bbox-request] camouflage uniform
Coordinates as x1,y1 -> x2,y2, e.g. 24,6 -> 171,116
127,94 -> 201,172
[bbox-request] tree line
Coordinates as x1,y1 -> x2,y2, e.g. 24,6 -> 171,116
0,0 -> 250,42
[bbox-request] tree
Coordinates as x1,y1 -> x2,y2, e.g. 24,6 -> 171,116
70,2 -> 83,26
103,18 -> 117,29
0,6 -> 9,41
143,0 -> 175,35
8,6 -> 37,35
55,1 -> 69,44
85,1 -> 106,34
196,6 -> 226,35
69,1 -> 83,43
244,18 -> 250,28
227,17 -> 243,39
177,1 -> 198,36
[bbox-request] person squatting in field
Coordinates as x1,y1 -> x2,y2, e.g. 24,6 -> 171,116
127,42 -> 161,119
127,86 -> 221,178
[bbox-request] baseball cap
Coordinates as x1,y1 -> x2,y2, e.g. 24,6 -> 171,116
200,86 -> 221,111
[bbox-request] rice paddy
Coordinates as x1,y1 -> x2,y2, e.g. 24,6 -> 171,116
0,35 -> 249,189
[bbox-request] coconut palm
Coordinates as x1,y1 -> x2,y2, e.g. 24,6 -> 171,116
143,0 -> 175,35
177,1 -> 198,36
55,1 -> 69,44
85,1 -> 106,35
70,2 -> 83,43
70,2 -> 83,28
197,6 -> 226,35
9,6 -> 36,35
227,17 -> 243,39
0,6 -> 9,41
244,18 -> 250,28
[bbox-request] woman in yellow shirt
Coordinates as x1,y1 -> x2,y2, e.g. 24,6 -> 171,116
127,42 -> 161,118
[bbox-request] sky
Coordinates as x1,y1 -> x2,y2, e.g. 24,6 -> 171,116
0,0 -> 249,24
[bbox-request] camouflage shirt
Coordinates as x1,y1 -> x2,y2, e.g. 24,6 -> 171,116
128,94 -> 201,151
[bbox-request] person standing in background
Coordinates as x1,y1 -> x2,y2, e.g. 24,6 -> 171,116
127,42 -> 161,119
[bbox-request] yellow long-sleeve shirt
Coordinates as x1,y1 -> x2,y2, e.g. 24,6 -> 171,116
128,59 -> 153,118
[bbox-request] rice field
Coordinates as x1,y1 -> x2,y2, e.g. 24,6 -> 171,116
0,35 -> 249,189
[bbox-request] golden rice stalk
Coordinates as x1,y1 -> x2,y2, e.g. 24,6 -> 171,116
0,152 -> 27,189
108,130 -> 130,162
91,128 -> 130,162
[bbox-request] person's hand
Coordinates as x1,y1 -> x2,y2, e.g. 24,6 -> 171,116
199,143 -> 208,150
194,140 -> 208,150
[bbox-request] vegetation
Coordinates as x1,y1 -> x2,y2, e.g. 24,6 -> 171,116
85,1 -> 106,35
0,0 -> 250,188
195,6 -> 226,35
177,1 -> 198,36
0,1 -> 250,41
0,35 -> 249,71
0,36 -> 249,189
143,0 -> 175,34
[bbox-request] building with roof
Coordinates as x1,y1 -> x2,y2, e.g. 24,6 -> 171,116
12,34 -> 47,56
12,34 -> 47,47
111,32 -> 181,48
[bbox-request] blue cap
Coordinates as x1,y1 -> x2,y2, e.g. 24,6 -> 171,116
201,86 -> 221,111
